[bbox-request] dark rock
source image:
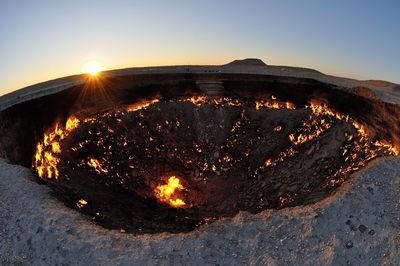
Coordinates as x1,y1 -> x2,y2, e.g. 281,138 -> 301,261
345,241 -> 353,248
358,224 -> 367,233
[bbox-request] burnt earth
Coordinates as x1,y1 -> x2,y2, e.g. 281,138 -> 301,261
42,98 -> 389,234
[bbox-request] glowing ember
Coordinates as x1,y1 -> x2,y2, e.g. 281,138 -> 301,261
255,99 -> 296,110
154,176 -> 186,207
76,199 -> 87,208
181,96 -> 207,106
87,158 -> 108,173
127,99 -> 160,112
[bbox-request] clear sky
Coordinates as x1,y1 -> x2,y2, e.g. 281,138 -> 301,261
0,0 -> 399,95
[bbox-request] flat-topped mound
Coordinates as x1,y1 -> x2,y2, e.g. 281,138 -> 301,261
225,58 -> 267,67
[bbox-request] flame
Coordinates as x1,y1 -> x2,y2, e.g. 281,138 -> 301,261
182,96 -> 207,106
255,99 -> 296,110
169,198 -> 185,206
51,142 -> 61,153
265,158 -> 273,167
308,102 -> 398,156
76,199 -> 87,208
154,176 -> 186,207
33,116 -> 80,179
66,117 -> 80,131
87,158 -> 108,173
289,118 -> 331,145
127,99 -> 160,112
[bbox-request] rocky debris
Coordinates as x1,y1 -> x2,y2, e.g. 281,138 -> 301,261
359,224 -> 367,233
345,241 -> 354,249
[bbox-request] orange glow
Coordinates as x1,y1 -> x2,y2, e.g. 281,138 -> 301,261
33,116 -> 81,179
66,116 -> 80,131
182,96 -> 207,106
255,99 -> 296,110
265,158 -> 273,167
76,199 -> 87,208
154,176 -> 186,207
126,99 -> 160,112
307,102 -> 399,156
87,158 -> 108,174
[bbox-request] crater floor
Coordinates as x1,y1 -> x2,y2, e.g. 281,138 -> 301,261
33,97 -> 395,233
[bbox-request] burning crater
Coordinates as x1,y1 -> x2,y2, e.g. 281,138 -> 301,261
1,71 -> 400,234
32,95 -> 398,234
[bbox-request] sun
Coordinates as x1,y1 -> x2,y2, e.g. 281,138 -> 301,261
82,61 -> 105,76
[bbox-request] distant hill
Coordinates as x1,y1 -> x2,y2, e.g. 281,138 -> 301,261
363,80 -> 400,91
225,58 -> 267,67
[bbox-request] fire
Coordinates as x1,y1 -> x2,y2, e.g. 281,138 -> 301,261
127,99 -> 160,112
33,116 -> 80,179
34,97 -> 161,180
66,117 -> 80,131
307,102 -> 398,156
87,158 -> 108,173
33,94 -> 398,207
288,117 -> 331,145
154,176 -> 186,207
30,93 -> 400,225
255,99 -> 296,110
182,96 -> 207,106
76,199 -> 87,208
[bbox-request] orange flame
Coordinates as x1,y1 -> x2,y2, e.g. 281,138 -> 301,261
76,199 -> 87,208
154,176 -> 186,207
182,96 -> 207,106
255,99 -> 296,110
308,102 -> 398,155
87,158 -> 108,173
127,99 -> 160,112
33,116 -> 80,179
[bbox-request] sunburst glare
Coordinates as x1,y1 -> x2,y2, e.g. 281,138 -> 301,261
82,61 -> 105,76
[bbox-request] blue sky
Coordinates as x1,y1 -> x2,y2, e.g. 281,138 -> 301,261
0,0 -> 399,95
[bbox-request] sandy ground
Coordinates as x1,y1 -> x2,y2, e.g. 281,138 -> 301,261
0,61 -> 399,264
0,157 -> 399,265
